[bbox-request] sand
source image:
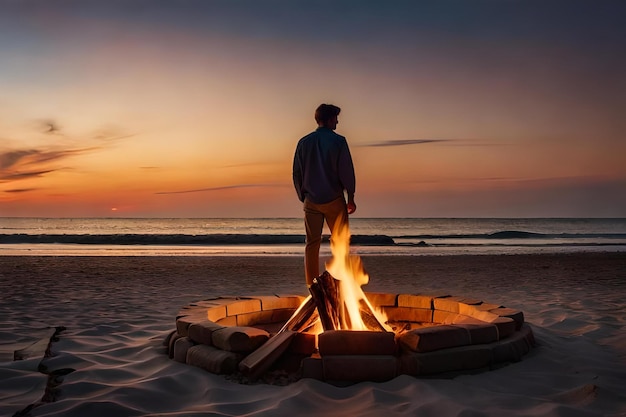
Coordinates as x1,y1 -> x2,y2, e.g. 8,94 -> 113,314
1,253 -> 625,416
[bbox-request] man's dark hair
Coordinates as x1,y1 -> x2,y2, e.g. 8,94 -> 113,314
315,104 -> 341,124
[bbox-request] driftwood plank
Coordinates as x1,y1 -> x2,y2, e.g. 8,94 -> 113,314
238,330 -> 296,379
241,296 -> 318,379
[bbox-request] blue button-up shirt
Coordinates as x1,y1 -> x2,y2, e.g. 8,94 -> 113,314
292,127 -> 356,204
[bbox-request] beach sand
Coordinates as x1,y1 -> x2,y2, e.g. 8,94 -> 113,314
1,253 -> 625,416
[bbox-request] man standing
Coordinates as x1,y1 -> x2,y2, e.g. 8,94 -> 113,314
292,103 -> 357,286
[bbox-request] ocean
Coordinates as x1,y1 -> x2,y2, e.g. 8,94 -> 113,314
1,217 -> 625,256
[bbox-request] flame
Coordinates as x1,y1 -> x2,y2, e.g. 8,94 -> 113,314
325,222 -> 390,331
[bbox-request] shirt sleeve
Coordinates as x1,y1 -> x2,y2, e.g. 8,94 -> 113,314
292,144 -> 304,202
338,139 -> 356,197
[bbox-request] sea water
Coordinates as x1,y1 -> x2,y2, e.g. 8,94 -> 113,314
1,217 -> 625,256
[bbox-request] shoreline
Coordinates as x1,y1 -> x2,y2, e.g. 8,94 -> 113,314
1,244 -> 624,257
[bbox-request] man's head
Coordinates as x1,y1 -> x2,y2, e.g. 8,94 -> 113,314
315,104 -> 341,130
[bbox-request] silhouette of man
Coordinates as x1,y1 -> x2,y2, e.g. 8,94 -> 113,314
293,104 -> 356,286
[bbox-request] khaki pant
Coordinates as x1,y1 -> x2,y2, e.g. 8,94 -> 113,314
303,196 -> 348,286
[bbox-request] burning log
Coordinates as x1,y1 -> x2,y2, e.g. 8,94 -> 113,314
309,271 -> 389,332
277,295 -> 319,333
358,299 -> 389,332
309,271 -> 342,330
240,270 -> 389,379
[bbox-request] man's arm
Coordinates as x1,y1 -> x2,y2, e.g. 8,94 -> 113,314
347,195 -> 356,214
292,146 -> 304,202
338,138 -> 356,214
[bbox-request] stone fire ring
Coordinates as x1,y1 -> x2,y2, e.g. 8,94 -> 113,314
164,293 -> 535,383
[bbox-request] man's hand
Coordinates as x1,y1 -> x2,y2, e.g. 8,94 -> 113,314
347,200 -> 357,214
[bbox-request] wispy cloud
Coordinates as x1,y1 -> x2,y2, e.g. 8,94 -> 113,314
156,183 -> 282,195
0,148 -> 89,182
359,139 -> 500,148
1,169 -> 57,181
0,120 -> 133,184
39,119 -> 61,135
359,139 -> 456,148
4,188 -> 38,193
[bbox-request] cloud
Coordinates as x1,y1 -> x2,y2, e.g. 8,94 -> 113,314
1,169 -> 57,181
156,183 -> 281,195
360,139 -> 449,147
359,138 -> 505,148
4,187 -> 38,193
0,120 -> 133,185
38,119 -> 63,135
0,148 -> 91,170
0,148 -> 90,181
0,150 -> 34,170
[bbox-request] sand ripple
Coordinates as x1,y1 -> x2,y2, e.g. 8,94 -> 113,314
1,254 -> 625,416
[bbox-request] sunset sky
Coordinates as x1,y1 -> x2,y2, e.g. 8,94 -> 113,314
1,1 -> 625,218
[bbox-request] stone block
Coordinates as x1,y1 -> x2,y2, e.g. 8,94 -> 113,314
235,310 -> 274,327
466,309 -> 500,323
255,295 -> 303,311
211,326 -> 270,353
364,292 -> 398,308
186,345 -> 242,374
188,320 -> 224,345
323,355 -> 397,382
174,337 -> 195,363
207,306 -> 227,322
168,332 -> 182,358
490,307 -> 524,330
460,302 -> 502,315
226,299 -> 262,316
215,316 -> 237,326
456,323 -> 499,345
291,332 -> 317,355
432,310 -> 484,325
432,310 -> 458,324
397,294 -> 433,309
383,306 -> 433,323
492,317 -> 517,339
318,330 -> 397,356
176,313 -> 206,337
458,298 -> 482,306
433,296 -> 465,313
163,329 -> 176,347
300,356 -> 324,380
399,345 -> 493,375
397,325 -> 471,353
491,325 -> 534,363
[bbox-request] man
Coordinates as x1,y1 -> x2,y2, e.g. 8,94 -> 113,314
292,103 -> 357,286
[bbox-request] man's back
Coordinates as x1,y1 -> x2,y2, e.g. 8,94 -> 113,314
293,127 -> 355,205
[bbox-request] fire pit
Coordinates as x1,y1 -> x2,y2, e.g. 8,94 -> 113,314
165,225 -> 534,383
165,290 -> 534,383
